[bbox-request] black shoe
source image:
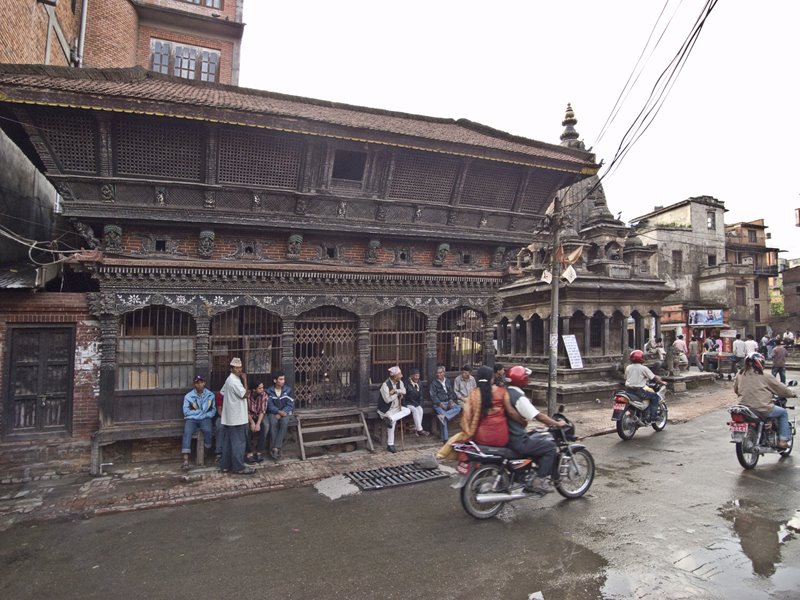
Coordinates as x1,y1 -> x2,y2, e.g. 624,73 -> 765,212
255,453 -> 265,463
387,445 -> 397,453
382,416 -> 392,427
245,455 -> 257,464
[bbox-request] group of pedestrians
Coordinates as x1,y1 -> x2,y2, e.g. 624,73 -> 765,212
181,358 -> 294,475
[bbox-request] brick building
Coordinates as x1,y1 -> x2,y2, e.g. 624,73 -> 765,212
1,0 -> 244,85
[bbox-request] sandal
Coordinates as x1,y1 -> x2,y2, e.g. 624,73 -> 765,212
181,461 -> 190,471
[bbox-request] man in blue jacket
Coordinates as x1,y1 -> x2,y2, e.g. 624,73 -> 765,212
267,370 -> 294,461
181,374 -> 216,470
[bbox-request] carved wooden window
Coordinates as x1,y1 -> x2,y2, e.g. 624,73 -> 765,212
437,308 -> 485,371
209,307 -> 282,392
33,108 -> 98,174
117,307 -> 196,391
294,307 -> 358,409
461,162 -> 521,210
370,307 -> 426,384
114,115 -> 203,181
387,153 -> 459,203
332,150 -> 367,181
218,128 -> 302,188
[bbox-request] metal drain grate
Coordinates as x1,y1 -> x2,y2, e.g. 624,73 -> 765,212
345,464 -> 449,491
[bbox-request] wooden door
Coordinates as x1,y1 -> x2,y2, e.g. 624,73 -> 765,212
5,327 -> 73,435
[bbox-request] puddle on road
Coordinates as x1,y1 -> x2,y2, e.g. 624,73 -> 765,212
598,500 -> 800,599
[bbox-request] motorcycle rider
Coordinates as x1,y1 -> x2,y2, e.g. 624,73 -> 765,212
626,350 -> 666,422
733,351 -> 796,449
505,365 -> 567,494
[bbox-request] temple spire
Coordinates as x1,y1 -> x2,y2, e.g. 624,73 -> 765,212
560,103 -> 585,150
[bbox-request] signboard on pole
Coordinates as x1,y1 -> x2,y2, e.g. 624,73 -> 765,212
562,334 -> 584,369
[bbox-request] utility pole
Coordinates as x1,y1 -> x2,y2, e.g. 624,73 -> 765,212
546,197 -> 562,416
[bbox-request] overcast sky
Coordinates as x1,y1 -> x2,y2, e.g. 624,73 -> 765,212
239,1 -> 799,259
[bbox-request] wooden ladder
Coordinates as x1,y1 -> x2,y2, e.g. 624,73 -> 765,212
295,408 -> 375,460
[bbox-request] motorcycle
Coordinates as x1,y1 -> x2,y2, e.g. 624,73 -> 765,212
452,408 -> 595,520
727,380 -> 797,469
611,381 -> 668,440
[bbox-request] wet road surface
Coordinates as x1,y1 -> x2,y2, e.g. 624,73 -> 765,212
1,407 -> 798,599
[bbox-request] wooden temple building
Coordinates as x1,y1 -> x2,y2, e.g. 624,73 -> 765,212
0,65 -> 672,469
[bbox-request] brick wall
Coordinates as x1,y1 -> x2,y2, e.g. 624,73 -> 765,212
116,227 -> 495,270
138,0 -> 240,22
83,0 -> 139,68
0,292 -> 100,443
0,0 -> 81,66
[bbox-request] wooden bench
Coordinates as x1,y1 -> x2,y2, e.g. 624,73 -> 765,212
90,422 -> 207,476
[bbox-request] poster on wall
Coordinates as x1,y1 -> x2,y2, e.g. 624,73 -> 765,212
688,309 -> 724,326
562,334 -> 584,369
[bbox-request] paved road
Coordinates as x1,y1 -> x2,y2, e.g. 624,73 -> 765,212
1,406 -> 798,600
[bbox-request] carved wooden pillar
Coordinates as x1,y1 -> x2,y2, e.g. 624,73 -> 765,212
96,113 -> 112,177
635,318 -> 645,351
98,314 -> 119,427
281,317 -> 296,388
195,315 -> 210,378
603,315 -> 611,356
357,317 -> 371,408
483,323 -> 496,368
426,315 -> 438,380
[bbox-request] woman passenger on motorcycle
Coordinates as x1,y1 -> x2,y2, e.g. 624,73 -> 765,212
625,350 -> 666,422
733,352 -> 796,449
460,366 -> 520,446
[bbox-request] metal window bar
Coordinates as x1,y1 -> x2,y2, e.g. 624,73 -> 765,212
117,307 -> 196,391
436,308 -> 485,371
209,307 -> 283,392
370,307 -> 426,384
294,307 -> 359,409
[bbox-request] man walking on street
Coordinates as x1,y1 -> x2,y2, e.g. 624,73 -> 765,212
771,339 -> 788,384
732,334 -> 747,374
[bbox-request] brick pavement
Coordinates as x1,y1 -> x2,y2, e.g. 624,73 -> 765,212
0,376 -> 756,531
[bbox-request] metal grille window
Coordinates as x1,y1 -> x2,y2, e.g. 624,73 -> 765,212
294,307 -> 358,409
218,128 -> 302,188
437,308 -> 485,371
370,307 -> 426,384
151,40 -> 170,74
209,307 -> 282,392
387,153 -> 459,203
117,307 -> 196,391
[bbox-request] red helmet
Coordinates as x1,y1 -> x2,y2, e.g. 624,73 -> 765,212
506,365 -> 531,387
630,350 -> 644,363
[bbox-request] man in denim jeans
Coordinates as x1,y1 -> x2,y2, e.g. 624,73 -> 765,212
430,366 -> 460,441
181,375 -> 216,471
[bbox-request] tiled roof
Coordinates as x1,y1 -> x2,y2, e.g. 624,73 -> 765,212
0,65 -> 596,169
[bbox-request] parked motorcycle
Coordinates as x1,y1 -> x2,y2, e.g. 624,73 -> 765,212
727,380 -> 797,469
611,382 -> 668,440
452,408 -> 595,520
